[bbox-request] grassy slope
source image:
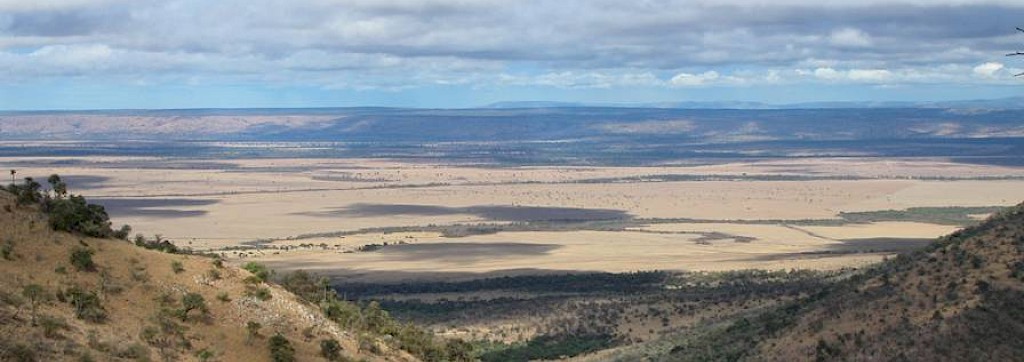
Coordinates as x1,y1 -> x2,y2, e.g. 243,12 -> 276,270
0,192 -> 414,362
665,201 -> 1024,361
764,201 -> 1024,361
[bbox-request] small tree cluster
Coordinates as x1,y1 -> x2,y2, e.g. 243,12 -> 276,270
4,175 -> 132,239
133,234 -> 180,253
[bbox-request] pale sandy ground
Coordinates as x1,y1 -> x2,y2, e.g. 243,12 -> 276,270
3,156 -> 1022,276
799,222 -> 958,240
92,179 -> 1022,247
252,230 -> 894,282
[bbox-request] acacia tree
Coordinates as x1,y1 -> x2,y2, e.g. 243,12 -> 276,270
47,174 -> 67,199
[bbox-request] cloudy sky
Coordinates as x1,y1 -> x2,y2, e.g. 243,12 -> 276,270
1,0 -> 1023,109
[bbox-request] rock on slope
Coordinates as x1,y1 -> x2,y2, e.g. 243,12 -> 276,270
0,191 -> 414,361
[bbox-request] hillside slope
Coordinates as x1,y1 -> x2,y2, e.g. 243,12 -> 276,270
0,191 -> 414,362
666,202 -> 1024,361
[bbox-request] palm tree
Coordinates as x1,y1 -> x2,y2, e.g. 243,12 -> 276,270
9,169 -> 14,185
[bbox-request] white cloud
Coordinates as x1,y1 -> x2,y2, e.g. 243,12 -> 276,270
972,62 -> 1004,78
0,0 -> 1021,94
813,67 -> 842,80
670,71 -> 720,86
828,28 -> 873,47
847,69 -> 892,82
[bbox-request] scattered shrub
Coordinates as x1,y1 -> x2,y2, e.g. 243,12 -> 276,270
206,268 -> 221,280
63,287 -> 106,323
216,292 -> 231,302
1,239 -> 13,260
268,334 -> 296,362
21,284 -> 48,325
320,339 -> 344,361
244,285 -> 272,301
242,262 -> 271,282
178,293 -> 208,322
39,315 -> 68,339
69,247 -> 96,272
195,348 -> 215,362
246,321 -> 262,344
171,260 -> 185,274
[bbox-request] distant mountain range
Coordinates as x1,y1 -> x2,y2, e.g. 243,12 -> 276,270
3,107 -> 1023,142
3,105 -> 1023,165
486,96 -> 1024,110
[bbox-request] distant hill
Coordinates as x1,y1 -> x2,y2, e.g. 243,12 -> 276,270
2,107 -> 1024,143
488,96 -> 1024,110
0,185 -> 475,361
665,201 -> 1024,361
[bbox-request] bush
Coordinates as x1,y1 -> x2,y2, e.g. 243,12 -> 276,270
320,339 -> 343,361
195,348 -> 215,362
69,247 -> 96,272
63,287 -> 106,323
268,334 -> 296,362
47,195 -> 115,238
246,321 -> 262,344
216,292 -> 231,302
244,285 -> 273,301
171,260 -> 185,274
1,239 -> 13,260
135,234 -> 180,253
39,315 -> 68,338
2,341 -> 36,362
179,293 -> 208,322
243,262 -> 271,282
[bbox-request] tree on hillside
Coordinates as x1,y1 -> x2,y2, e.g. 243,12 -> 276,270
47,174 -> 67,199
179,293 -> 208,321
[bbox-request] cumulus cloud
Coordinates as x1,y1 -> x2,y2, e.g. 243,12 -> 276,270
829,28 -> 873,47
972,62 -> 1004,78
670,71 -> 720,87
0,0 -> 1022,93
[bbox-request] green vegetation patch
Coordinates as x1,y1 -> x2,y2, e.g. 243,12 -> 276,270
480,333 -> 619,362
839,206 -> 1005,226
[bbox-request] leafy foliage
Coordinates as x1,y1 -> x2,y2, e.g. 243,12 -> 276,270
69,246 -> 97,272
242,262 -> 272,282
319,339 -> 343,361
178,293 -> 208,322
268,334 -> 296,362
61,286 -> 107,323
279,270 -> 474,361
480,333 -> 618,362
5,175 -> 132,239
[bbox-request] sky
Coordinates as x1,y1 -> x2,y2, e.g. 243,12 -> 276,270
1,0 -> 1024,110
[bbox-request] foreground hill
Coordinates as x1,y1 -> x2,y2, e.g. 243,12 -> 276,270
0,190 -> 418,361
665,202 -> 1024,361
